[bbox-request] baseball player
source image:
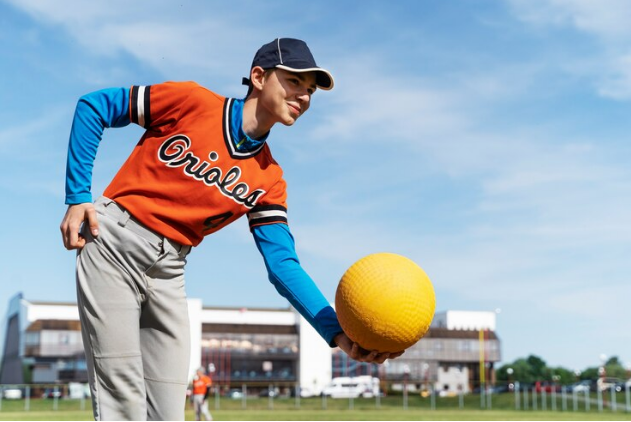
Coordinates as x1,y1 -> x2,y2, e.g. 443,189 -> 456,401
60,38 -> 402,421
191,367 -> 212,421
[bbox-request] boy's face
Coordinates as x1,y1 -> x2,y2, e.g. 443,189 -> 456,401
258,68 -> 317,126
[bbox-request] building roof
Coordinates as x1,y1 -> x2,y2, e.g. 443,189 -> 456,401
26,320 -> 82,332
425,327 -> 499,340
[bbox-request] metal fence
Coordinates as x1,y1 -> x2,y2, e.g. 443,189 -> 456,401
478,383 -> 631,413
0,383 -> 89,412
1,382 -> 630,414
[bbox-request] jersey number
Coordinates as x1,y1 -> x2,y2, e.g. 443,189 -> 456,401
203,212 -> 233,232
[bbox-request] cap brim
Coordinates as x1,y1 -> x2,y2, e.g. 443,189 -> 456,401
276,64 -> 334,90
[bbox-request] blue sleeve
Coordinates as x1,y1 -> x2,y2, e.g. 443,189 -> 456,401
252,223 -> 343,347
65,87 -> 132,204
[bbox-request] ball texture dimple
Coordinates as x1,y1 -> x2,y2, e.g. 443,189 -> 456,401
335,253 -> 436,353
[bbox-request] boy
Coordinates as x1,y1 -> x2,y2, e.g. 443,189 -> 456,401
60,38 -> 401,420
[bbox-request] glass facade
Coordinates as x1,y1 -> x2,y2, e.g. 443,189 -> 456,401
1,300 -> 501,396
331,328 -> 501,392
200,324 -> 299,388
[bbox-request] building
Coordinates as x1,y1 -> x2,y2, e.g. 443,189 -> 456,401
1,293 -> 500,395
0,293 -> 332,394
331,310 -> 501,394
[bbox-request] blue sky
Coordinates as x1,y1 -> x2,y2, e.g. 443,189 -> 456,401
1,0 -> 630,372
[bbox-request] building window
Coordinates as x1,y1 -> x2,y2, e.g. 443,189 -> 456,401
458,341 -> 470,351
24,332 -> 40,346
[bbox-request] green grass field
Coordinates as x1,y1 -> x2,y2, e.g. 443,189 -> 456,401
0,394 -> 629,421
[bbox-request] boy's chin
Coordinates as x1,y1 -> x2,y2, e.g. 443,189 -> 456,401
281,117 -> 298,127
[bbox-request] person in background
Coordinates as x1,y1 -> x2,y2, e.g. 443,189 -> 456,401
191,367 -> 212,421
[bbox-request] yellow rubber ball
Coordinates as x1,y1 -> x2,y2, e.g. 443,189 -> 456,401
335,253 -> 436,353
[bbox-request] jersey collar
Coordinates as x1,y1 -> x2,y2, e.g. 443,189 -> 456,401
223,98 -> 269,159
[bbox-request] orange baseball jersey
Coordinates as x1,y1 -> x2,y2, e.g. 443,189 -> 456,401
103,82 -> 288,246
192,374 -> 212,395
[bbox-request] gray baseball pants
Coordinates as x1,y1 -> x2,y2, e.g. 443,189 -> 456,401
192,394 -> 212,421
76,197 -> 192,421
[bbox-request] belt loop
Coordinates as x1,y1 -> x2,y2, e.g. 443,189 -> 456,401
180,245 -> 191,257
118,210 -> 131,228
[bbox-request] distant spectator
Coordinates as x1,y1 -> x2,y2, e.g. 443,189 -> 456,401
191,367 -> 212,421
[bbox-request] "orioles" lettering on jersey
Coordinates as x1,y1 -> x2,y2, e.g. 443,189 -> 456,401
158,134 -> 266,209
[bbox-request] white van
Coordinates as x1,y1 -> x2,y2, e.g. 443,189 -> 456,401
322,376 -> 380,399
68,382 -> 91,399
3,388 -> 23,400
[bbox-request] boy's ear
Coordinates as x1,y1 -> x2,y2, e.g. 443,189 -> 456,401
250,66 -> 266,91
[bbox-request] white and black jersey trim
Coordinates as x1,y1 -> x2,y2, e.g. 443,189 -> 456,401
131,85 -> 151,128
247,204 -> 288,228
223,98 -> 266,159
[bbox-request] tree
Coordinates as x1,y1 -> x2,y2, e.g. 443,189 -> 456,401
497,355 -> 547,384
548,366 -> 575,385
604,356 -> 627,379
526,355 -> 547,380
581,367 -> 599,381
497,354 -> 628,387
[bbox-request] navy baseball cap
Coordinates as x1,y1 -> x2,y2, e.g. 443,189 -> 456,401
243,38 -> 334,91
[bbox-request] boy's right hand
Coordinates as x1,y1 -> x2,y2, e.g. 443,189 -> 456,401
60,203 -> 99,250
334,332 -> 404,364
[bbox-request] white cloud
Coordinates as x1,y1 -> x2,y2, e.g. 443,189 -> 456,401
2,0 -> 257,80
508,0 -> 631,100
597,52 -> 631,99
2,0 -> 120,24
508,0 -> 631,40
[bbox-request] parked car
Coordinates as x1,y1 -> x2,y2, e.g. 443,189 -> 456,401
2,388 -> 23,400
68,382 -> 90,399
322,376 -> 380,399
42,388 -> 63,399
491,384 -> 511,394
472,386 -> 494,395
614,382 -> 625,393
569,380 -> 592,393
290,386 -> 316,398
513,382 -> 534,392
258,388 -> 279,398
225,389 -> 244,399
535,381 -> 560,393
596,377 -> 621,392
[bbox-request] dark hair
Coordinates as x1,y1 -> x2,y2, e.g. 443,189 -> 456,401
243,68 -> 276,99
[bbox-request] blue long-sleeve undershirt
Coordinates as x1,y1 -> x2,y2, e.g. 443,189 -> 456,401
252,224 -> 342,346
64,86 -> 343,346
65,87 -> 131,204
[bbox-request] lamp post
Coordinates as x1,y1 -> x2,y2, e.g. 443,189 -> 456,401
599,354 -> 608,412
573,370 -> 581,412
599,354 -> 607,384
423,363 -> 430,392
625,363 -> 631,413
552,374 -> 560,411
507,368 -> 519,410
403,364 -> 411,410
507,368 -> 514,391
598,366 -> 605,412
